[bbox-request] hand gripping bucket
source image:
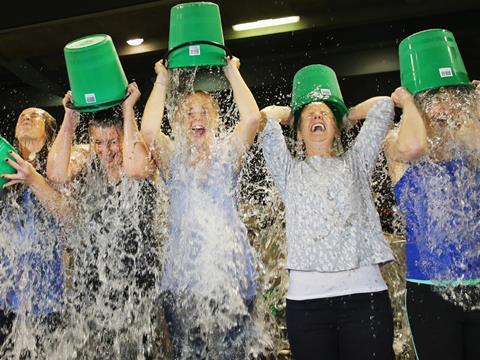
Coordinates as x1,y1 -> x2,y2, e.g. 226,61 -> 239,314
291,64 -> 348,130
165,2 -> 230,68
64,34 -> 128,112
0,136 -> 18,189
399,28 -> 472,95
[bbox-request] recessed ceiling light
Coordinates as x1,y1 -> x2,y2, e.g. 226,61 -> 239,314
126,38 -> 144,46
232,16 -> 300,31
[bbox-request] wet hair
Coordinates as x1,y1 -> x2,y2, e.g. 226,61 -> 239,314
172,90 -> 220,126
87,107 -> 123,135
42,110 -> 57,148
414,85 -> 478,121
13,108 -> 57,172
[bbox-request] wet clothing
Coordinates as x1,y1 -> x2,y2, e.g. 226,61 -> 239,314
260,98 -> 395,359
406,282 -> 480,360
161,142 -> 256,301
287,265 -> 387,300
260,99 -> 395,272
0,189 -> 64,316
394,153 -> 480,359
73,171 -> 160,308
393,156 -> 480,282
160,141 -> 257,359
286,290 -> 394,360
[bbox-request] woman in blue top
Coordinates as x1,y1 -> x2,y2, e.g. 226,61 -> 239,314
0,108 -> 68,355
124,57 -> 261,359
385,83 -> 480,359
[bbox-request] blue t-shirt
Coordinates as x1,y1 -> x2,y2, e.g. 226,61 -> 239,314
394,157 -> 480,282
0,189 -> 64,316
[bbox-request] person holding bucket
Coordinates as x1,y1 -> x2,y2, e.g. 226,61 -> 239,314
0,108 -> 66,354
384,28 -> 480,359
124,52 -> 260,357
46,82 -> 162,357
259,64 -> 396,360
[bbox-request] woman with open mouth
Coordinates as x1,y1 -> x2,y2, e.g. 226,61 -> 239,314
259,64 -> 396,360
124,56 -> 261,358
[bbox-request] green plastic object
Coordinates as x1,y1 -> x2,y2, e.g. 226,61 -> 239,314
64,34 -> 128,112
0,136 -> 18,189
291,64 -> 348,130
399,28 -> 472,95
167,2 -> 227,68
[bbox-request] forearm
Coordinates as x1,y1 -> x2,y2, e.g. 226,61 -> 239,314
394,100 -> 428,160
123,106 -> 152,179
346,96 -> 391,129
29,173 -> 73,220
350,98 -> 395,174
141,81 -> 168,148
227,68 -> 260,127
47,113 -> 76,182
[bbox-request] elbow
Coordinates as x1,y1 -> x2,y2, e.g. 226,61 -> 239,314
140,129 -> 155,149
46,167 -> 68,184
124,159 -> 150,180
244,112 -> 261,129
397,140 -> 428,161
128,168 -> 149,181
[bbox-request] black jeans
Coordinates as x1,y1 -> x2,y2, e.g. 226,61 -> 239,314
406,281 -> 480,360
286,290 -> 394,360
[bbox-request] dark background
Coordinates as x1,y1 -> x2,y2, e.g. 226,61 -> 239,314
0,0 -> 479,139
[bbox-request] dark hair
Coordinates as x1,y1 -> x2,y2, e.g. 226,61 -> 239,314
86,107 -> 123,134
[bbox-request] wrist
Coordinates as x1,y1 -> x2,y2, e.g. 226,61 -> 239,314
154,75 -> 168,87
29,170 -> 45,189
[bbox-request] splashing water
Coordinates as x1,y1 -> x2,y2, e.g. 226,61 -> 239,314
2,79 -> 477,360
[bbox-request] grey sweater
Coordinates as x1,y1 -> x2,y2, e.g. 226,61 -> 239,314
260,98 -> 395,272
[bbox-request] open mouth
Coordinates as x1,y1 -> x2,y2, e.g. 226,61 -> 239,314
191,125 -> 206,137
311,122 -> 326,133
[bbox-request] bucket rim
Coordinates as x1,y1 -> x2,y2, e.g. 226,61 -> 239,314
64,34 -> 113,52
66,92 -> 129,112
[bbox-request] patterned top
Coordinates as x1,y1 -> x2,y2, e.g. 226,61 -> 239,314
260,99 -> 395,272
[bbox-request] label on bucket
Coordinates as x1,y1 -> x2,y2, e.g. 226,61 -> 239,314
189,45 -> 201,56
85,93 -> 97,104
439,67 -> 453,78
320,88 -> 332,97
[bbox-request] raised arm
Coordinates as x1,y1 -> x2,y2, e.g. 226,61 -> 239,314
259,106 -> 294,198
47,91 -> 88,183
344,96 -> 394,130
384,87 -> 428,163
259,105 -> 292,132
140,60 -> 172,175
3,152 -> 73,220
122,82 -> 153,180
348,97 -> 395,176
226,57 -> 261,152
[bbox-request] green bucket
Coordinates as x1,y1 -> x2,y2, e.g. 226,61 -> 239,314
0,136 -> 18,189
399,28 -> 471,95
291,64 -> 348,130
166,2 -> 229,68
64,34 -> 128,112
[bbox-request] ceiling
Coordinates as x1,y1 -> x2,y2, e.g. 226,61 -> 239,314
0,0 -> 479,136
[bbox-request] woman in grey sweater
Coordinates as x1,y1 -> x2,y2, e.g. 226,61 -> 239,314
260,64 -> 395,360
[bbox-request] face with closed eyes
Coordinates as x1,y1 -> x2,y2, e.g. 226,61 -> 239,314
15,108 -> 48,146
298,102 -> 338,155
175,92 -> 219,147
